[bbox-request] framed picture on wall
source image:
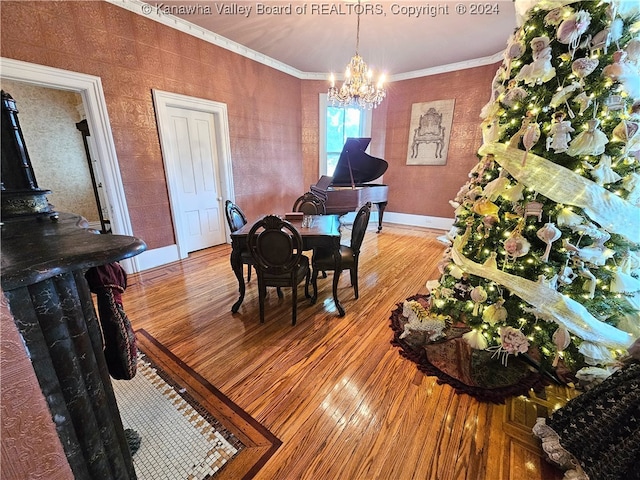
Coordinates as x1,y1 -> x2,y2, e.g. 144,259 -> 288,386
406,99 -> 455,165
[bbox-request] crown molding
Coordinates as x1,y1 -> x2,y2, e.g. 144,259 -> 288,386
106,0 -> 305,77
388,53 -> 503,81
107,0 -> 502,82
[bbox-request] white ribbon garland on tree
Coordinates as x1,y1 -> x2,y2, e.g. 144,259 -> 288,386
451,236 -> 633,349
479,142 -> 640,243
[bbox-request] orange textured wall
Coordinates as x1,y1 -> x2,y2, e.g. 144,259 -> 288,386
0,1 -> 303,248
384,64 -> 499,218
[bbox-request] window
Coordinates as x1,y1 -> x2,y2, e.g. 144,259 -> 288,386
319,94 -> 372,177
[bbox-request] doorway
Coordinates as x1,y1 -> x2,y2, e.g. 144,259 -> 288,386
153,90 -> 235,259
0,57 -> 138,272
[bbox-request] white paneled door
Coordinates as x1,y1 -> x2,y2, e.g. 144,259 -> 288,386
166,106 -> 227,253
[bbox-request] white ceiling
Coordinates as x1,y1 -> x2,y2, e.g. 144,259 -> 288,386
137,0 -> 518,77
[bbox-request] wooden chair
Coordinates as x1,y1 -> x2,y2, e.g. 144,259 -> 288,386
311,202 -> 371,300
293,191 -> 328,278
292,191 -> 326,215
225,200 -> 254,282
247,215 -> 314,325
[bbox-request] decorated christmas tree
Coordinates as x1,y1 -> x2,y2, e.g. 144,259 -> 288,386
423,0 -> 640,382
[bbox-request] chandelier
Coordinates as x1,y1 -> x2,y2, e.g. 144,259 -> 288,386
328,1 -> 386,109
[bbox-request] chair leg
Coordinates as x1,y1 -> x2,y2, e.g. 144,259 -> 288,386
304,271 -> 311,299
277,287 -> 283,298
352,266 -> 359,299
247,265 -> 252,282
258,281 -> 266,323
291,284 -> 298,326
310,269 -> 319,304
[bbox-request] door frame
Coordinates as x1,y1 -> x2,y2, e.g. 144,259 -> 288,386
0,57 -> 138,273
152,89 -> 235,259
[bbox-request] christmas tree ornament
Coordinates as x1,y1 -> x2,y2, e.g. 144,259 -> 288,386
483,175 -> 511,201
574,260 -> 597,298
399,300 -> 448,342
501,80 -> 528,108
571,57 -> 599,82
557,10 -> 592,53
573,91 -> 592,116
453,275 -> 472,300
546,111 -> 574,153
501,181 -> 525,203
612,119 -> 640,154
508,111 -> 536,148
544,7 -> 570,27
470,286 -> 488,315
503,31 -> 526,78
522,117 -> 542,164
603,94 -> 625,112
503,230 -> 531,261
590,154 -> 622,185
483,252 -> 499,270
524,200 -> 544,222
498,326 -> 530,358
603,50 -> 640,100
481,118 -> 503,144
536,222 -> 562,262
462,330 -> 488,350
481,67 -> 508,119
477,215 -> 499,238
558,261 -> 577,285
537,272 -> 559,290
556,207 -> 584,227
562,237 -> 615,266
566,118 -> 609,156
550,81 -> 581,109
610,266 -> 640,293
516,36 -> 556,85
482,298 -> 507,325
551,326 -> 571,367
589,15 -> 623,55
472,197 -> 500,217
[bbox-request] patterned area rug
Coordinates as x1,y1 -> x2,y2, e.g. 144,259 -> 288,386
390,294 -> 548,404
112,330 -> 281,479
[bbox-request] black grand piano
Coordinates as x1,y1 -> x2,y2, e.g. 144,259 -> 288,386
311,137 -> 389,232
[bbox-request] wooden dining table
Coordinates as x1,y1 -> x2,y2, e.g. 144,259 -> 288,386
230,214 -> 345,316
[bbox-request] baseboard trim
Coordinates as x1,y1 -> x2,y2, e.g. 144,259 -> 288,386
135,244 -> 180,272
383,212 -> 454,231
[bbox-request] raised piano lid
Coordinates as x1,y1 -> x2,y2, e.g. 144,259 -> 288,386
332,137 -> 388,187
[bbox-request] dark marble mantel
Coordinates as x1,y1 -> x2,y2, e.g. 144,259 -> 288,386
1,212 -> 146,479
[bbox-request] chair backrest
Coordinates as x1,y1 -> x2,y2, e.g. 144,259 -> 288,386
350,202 -> 372,254
247,215 -> 304,275
225,200 -> 247,233
292,192 -> 326,215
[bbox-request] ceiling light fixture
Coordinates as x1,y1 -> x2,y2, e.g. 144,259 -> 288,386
328,0 -> 386,109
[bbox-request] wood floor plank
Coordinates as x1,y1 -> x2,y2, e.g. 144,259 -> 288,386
123,222 -> 567,480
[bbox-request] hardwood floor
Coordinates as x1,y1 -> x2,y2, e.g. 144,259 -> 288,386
123,222 -> 575,480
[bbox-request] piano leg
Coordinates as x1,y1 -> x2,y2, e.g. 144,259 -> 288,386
375,201 -> 388,233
